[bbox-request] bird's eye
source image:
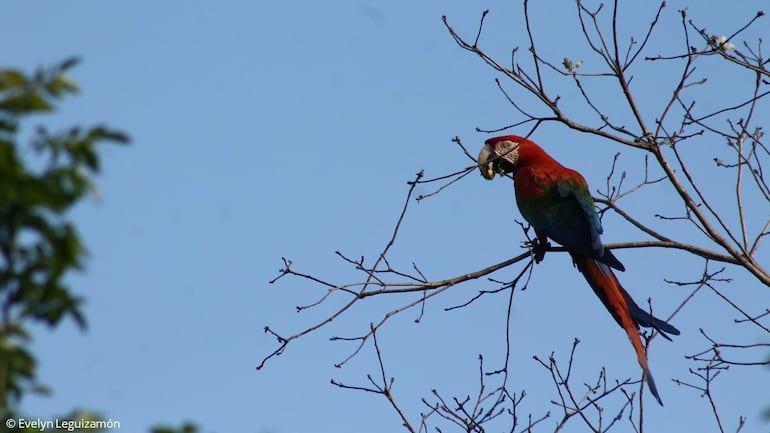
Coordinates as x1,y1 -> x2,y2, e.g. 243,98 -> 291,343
499,141 -> 512,150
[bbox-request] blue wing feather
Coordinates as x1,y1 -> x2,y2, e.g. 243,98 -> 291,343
517,167 -> 625,271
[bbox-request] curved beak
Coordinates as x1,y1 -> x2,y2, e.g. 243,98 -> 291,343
478,143 -> 497,180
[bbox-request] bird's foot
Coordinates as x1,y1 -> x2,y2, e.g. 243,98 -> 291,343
525,238 -> 551,264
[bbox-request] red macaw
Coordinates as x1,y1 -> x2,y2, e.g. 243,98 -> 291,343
477,135 -> 680,405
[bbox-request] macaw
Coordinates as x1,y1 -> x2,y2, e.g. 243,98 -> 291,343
477,135 -> 680,405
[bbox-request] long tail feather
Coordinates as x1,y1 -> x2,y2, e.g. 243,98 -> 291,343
571,255 -> 673,406
624,293 -> 681,340
599,248 -> 626,272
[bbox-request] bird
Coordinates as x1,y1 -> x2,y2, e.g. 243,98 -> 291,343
477,134 -> 680,405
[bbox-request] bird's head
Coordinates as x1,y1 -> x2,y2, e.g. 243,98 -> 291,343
477,135 -> 525,180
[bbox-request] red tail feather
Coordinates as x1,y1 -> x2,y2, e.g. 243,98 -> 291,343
572,255 -> 665,405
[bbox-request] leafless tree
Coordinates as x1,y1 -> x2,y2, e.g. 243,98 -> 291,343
261,2 -> 769,432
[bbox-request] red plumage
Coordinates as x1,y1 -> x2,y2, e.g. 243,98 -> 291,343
478,135 -> 679,405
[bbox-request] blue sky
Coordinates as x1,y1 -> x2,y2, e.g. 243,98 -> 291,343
4,1 -> 769,432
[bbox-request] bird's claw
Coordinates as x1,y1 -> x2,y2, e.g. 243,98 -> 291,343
525,238 -> 550,264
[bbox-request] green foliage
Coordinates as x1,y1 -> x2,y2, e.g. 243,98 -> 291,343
0,57 -> 207,433
151,422 -> 201,433
0,58 -> 128,412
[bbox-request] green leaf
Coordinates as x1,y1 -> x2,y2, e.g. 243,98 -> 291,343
0,58 -> 128,406
0,92 -> 53,113
59,56 -> 81,71
151,422 -> 201,433
46,74 -> 80,97
0,69 -> 28,89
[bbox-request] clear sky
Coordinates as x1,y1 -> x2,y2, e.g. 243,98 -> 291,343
4,1 -> 769,432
